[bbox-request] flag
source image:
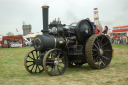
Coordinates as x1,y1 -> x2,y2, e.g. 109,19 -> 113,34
16,29 -> 18,32
94,8 -> 97,10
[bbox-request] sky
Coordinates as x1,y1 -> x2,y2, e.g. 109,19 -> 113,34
0,0 -> 128,36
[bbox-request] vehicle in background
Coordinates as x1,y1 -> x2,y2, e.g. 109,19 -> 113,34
112,25 -> 128,40
23,36 -> 31,46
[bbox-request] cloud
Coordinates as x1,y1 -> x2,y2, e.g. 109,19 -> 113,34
0,0 -> 128,35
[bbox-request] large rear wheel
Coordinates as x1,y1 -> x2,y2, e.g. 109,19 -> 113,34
85,34 -> 112,69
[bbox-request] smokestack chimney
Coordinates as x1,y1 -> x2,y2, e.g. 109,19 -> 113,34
41,6 -> 49,33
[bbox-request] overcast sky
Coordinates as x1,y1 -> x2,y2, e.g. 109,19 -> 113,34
0,0 -> 128,36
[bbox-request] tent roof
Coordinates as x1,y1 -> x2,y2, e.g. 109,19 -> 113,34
0,34 -> 3,36
25,32 -> 43,38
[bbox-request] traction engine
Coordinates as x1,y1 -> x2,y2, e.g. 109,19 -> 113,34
24,6 -> 113,76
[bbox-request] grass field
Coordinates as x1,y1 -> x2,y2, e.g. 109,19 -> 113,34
0,44 -> 128,85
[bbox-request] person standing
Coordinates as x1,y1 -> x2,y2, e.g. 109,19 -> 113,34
95,26 -> 100,34
7,41 -> 10,48
0,43 -> 1,49
86,18 -> 95,34
102,26 -> 110,39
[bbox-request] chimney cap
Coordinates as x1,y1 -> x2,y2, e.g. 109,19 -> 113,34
42,6 -> 49,8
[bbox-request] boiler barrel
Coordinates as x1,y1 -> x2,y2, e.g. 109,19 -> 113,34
34,35 -> 66,51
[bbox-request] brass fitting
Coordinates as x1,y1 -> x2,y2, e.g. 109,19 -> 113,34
42,6 -> 49,8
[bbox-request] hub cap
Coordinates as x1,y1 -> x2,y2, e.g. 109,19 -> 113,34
54,60 -> 59,65
99,49 -> 103,55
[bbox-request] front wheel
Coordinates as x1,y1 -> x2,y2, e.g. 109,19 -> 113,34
43,49 -> 68,76
24,50 -> 44,74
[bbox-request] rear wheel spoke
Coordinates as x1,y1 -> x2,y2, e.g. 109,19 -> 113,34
92,49 -> 97,51
92,53 -> 98,56
99,58 -> 105,66
97,59 -> 100,67
97,40 -> 100,48
102,56 -> 109,60
102,42 -> 108,47
94,43 -> 99,49
104,50 -> 111,52
85,35 -> 112,69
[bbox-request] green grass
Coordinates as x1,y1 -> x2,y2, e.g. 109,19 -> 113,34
113,44 -> 128,49
0,45 -> 128,85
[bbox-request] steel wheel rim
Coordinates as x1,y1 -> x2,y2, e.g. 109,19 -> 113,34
24,50 -> 44,73
43,49 -> 68,76
92,35 -> 112,69
85,34 -> 112,69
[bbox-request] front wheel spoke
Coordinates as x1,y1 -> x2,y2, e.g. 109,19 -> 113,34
59,62 -> 65,64
54,66 -> 56,75
46,62 -> 54,64
51,53 -> 55,59
32,52 -> 35,59
59,56 -> 64,61
57,66 -> 60,73
50,68 -> 53,74
35,65 -> 37,73
57,52 -> 60,60
58,65 -> 64,69
31,64 -> 35,71
27,64 -> 34,68
36,51 -> 38,58
47,66 -> 50,70
102,56 -> 109,60
37,65 -> 41,71
37,56 -> 40,59
28,55 -> 34,60
26,61 -> 34,62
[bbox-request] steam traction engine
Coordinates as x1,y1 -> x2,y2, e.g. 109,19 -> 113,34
24,6 -> 113,76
